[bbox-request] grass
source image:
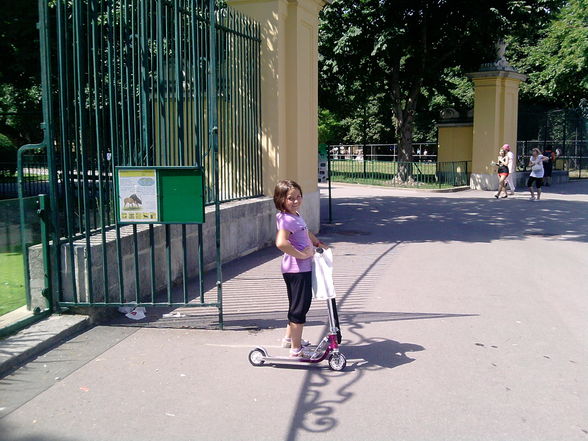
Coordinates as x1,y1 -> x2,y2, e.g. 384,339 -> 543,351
568,169 -> 588,179
330,160 -> 468,188
0,172 -> 50,183
331,159 -> 437,176
0,251 -> 26,316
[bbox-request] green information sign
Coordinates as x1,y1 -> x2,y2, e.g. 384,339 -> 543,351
115,166 -> 205,224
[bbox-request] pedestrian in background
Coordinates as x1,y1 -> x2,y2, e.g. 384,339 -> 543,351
503,144 -> 516,195
493,148 -> 510,199
528,148 -> 549,201
543,146 -> 556,186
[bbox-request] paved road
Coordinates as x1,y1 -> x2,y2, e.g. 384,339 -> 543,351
1,182 -> 587,441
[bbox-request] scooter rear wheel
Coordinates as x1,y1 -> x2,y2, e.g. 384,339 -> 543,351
248,349 -> 265,366
328,352 -> 346,371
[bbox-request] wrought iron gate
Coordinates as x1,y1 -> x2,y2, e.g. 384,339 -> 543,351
33,0 -> 262,327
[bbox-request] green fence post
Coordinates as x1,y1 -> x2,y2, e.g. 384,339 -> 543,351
18,144 -> 44,309
38,0 -> 62,304
328,146 -> 332,223
38,194 -> 53,312
209,0 -> 223,329
453,161 -> 456,186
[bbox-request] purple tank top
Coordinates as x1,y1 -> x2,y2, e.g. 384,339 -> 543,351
276,212 -> 312,273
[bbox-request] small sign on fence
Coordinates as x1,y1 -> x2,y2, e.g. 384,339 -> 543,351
115,166 -> 205,224
117,169 -> 159,222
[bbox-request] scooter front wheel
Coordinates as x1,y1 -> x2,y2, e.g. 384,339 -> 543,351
248,348 -> 265,366
328,352 -> 346,371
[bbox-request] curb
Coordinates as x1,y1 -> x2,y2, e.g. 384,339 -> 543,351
0,314 -> 90,378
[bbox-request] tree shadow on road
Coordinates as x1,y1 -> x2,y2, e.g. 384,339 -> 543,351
283,335 -> 424,439
320,190 -> 588,244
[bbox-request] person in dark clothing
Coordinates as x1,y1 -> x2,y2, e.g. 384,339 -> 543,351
543,147 -> 556,186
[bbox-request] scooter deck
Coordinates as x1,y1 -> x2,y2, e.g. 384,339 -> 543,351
262,355 -> 322,364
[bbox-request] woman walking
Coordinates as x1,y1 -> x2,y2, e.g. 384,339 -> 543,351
494,148 -> 510,199
527,148 -> 549,201
503,144 -> 516,194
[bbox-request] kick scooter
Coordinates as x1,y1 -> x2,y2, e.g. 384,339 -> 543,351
248,250 -> 346,371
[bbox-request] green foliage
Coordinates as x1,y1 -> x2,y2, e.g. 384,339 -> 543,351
0,134 -> 17,171
319,0 -> 518,160
318,108 -> 344,144
524,0 -> 588,106
319,0 -> 571,153
0,133 -> 15,150
0,0 -> 43,145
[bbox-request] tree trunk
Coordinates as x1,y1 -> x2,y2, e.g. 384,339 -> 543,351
396,113 -> 414,181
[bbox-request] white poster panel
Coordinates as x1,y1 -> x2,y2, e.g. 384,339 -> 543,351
118,169 -> 158,222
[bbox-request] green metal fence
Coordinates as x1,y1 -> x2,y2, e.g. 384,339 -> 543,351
50,0 -> 261,237
517,140 -> 588,178
0,195 -> 52,337
517,106 -> 588,178
328,158 -> 470,188
27,0 -> 262,326
0,155 -> 49,200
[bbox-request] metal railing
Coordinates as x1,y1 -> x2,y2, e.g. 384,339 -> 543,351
27,0 -> 263,325
48,0 -> 262,239
0,156 -> 50,200
329,143 -> 438,162
327,156 -> 470,188
516,140 -> 588,178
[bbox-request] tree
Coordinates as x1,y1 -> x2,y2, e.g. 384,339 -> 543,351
519,0 -> 588,107
0,0 -> 42,146
319,0 -> 562,175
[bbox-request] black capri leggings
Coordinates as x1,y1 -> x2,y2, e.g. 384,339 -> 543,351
283,271 -> 312,324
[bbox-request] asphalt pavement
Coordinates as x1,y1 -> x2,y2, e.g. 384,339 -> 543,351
1,181 -> 587,441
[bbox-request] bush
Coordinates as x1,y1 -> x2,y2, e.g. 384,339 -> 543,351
0,134 -> 17,175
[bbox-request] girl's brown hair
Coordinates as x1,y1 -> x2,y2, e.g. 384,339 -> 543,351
273,180 -> 303,211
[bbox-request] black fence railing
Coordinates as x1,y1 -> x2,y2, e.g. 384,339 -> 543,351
0,156 -> 50,199
516,140 -> 588,178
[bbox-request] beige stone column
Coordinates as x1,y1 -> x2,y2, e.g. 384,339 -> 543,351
467,70 -> 527,190
437,123 -> 473,163
227,0 -> 327,231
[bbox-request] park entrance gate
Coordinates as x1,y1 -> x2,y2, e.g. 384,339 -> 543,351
34,0 -> 262,327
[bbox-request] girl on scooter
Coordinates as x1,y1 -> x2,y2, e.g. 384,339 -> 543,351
273,180 -> 328,357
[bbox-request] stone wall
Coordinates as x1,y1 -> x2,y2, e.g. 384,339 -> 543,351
30,197 -> 287,305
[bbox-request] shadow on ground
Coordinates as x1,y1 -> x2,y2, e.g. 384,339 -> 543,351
320,191 -> 588,244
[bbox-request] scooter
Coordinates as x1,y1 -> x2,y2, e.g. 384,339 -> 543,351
248,249 -> 346,371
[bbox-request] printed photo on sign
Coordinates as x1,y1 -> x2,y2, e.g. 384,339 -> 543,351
118,169 -> 158,222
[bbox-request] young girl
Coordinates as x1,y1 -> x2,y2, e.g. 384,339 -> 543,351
273,180 -> 327,357
494,148 -> 510,198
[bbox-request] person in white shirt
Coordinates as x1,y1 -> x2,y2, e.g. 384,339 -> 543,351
502,144 -> 516,194
527,148 -> 549,201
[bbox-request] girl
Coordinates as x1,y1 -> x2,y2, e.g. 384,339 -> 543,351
273,180 -> 327,357
494,148 -> 510,199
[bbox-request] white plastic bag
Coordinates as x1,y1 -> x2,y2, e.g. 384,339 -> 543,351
312,248 -> 336,300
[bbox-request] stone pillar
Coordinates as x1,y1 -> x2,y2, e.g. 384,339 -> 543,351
467,70 -> 527,190
226,0 -> 327,232
437,119 -> 473,163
